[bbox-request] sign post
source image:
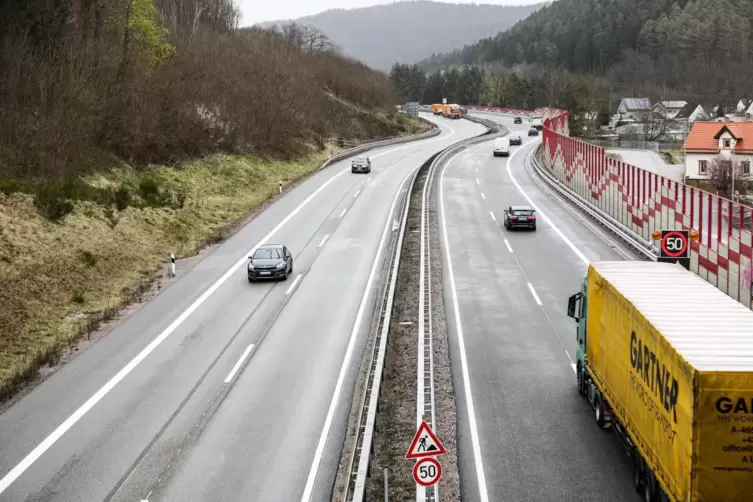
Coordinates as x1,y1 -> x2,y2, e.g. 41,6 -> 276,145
654,229 -> 691,270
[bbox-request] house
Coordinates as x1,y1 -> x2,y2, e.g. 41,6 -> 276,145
651,100 -> 687,119
745,101 -> 753,119
737,99 -> 750,113
668,103 -> 710,134
615,98 -> 651,121
682,122 -> 753,181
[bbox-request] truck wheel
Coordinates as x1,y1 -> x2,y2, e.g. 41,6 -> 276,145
594,393 -> 610,429
632,456 -> 644,493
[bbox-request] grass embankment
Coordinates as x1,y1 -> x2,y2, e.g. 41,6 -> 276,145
0,113 -> 425,401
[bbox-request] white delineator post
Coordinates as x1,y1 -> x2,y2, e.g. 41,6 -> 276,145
279,181 -> 282,194
168,253 -> 176,278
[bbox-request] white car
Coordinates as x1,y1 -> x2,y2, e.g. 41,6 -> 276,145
493,138 -> 510,157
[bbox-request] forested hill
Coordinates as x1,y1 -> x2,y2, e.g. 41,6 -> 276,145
421,0 -> 690,73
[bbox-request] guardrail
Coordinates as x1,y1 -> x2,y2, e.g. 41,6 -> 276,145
345,117 -> 502,502
319,116 -> 440,171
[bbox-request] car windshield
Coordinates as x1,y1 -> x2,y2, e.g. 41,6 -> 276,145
253,248 -> 281,259
512,209 -> 533,216
354,158 -> 367,163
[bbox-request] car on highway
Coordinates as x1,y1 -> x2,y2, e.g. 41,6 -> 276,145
528,128 -> 539,136
493,137 -> 510,157
509,135 -> 522,145
351,157 -> 371,173
247,244 -> 293,282
513,116 -> 522,124
503,205 -> 536,230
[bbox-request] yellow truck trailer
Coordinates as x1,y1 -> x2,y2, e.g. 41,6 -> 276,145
567,261 -> 753,502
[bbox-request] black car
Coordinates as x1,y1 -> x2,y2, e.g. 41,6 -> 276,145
351,157 -> 371,173
503,205 -> 537,230
509,135 -> 522,145
528,128 -> 539,136
513,116 -> 522,124
248,244 -> 293,282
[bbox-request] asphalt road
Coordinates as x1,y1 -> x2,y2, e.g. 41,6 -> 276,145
438,114 -> 644,502
0,113 -> 487,501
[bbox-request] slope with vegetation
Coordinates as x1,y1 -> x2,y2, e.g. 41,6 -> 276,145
421,0 -> 753,104
259,0 -> 547,71
0,0 -> 421,401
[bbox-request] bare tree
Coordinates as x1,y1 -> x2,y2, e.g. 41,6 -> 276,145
708,156 -> 747,197
636,110 -> 669,141
280,23 -> 336,54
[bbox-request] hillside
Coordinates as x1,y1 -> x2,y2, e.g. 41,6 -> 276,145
422,0 -> 753,102
0,0 -> 423,401
258,0 -> 547,71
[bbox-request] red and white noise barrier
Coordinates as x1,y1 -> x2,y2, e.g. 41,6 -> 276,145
452,104 -> 753,308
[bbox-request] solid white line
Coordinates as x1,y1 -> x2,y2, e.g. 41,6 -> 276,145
319,234 -> 329,247
285,274 -> 302,295
504,239 -> 513,253
571,363 -> 577,374
339,208 -> 347,218
480,192 -> 485,200
300,163 -> 417,502
489,211 -> 496,221
223,344 -> 255,384
507,145 -> 590,266
440,149 -> 489,502
527,282 -> 543,306
354,190 -> 361,198
0,116 -> 456,496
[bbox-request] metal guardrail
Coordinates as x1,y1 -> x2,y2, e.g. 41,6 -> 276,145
345,116 -> 500,502
527,145 -> 658,261
319,118 -> 440,171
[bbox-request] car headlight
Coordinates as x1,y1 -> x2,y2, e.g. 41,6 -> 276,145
276,261 -> 285,268
248,263 -> 254,269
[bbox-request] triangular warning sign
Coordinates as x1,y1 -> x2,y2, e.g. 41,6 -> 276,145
406,420 -> 447,459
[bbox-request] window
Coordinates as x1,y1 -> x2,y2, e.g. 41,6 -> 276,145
724,139 -> 732,148
743,161 -> 751,175
512,209 -> 533,216
699,160 -> 708,174
253,248 -> 281,259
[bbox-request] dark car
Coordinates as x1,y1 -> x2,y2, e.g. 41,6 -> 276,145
248,244 -> 293,282
528,128 -> 539,136
503,205 -> 537,230
513,116 -> 522,124
351,157 -> 371,173
509,135 -> 522,145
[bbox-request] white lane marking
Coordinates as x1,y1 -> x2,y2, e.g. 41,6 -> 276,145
366,177 -> 372,183
475,177 -> 480,184
319,234 -> 329,247
504,239 -> 513,253
223,344 -> 255,384
339,208 -> 347,218
439,149 -> 490,502
0,116 -> 457,496
527,282 -> 542,306
571,363 -> 577,374
285,274 -> 302,295
507,145 -> 589,266
475,167 -> 478,173
354,190 -> 361,198
300,162 -> 418,502
477,159 -> 482,164
489,211 -> 496,221
480,192 -> 485,200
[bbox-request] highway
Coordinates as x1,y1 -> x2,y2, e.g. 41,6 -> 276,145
0,113 -> 487,501
438,113 -> 644,501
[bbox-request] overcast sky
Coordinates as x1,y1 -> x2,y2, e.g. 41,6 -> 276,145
238,0 -> 546,25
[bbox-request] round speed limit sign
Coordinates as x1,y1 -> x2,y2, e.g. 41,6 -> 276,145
413,457 -> 442,487
661,231 -> 688,258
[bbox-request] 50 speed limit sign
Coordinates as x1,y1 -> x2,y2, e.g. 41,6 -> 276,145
660,230 -> 689,258
413,457 -> 442,487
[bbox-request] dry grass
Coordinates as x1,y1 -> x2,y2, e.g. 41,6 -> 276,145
0,148 -> 332,400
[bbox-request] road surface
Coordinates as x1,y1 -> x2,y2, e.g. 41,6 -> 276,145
439,113 -> 643,501
0,114 -> 487,501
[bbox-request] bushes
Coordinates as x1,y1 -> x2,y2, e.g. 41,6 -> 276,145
0,0 -> 399,182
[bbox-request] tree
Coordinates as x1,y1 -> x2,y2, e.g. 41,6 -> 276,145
708,156 -> 747,197
635,110 -> 669,141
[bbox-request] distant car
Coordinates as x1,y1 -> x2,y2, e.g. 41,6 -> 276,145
509,135 -> 522,145
492,137 -> 510,157
528,128 -> 539,136
247,244 -> 293,282
351,157 -> 371,173
513,116 -> 523,124
503,205 -> 537,230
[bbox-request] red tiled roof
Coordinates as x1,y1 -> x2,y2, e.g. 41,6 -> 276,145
683,122 -> 753,153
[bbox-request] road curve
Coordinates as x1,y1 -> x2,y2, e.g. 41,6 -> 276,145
438,113 -> 643,502
0,114 -> 487,501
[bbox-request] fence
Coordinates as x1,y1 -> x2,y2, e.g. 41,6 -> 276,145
585,138 -> 685,152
